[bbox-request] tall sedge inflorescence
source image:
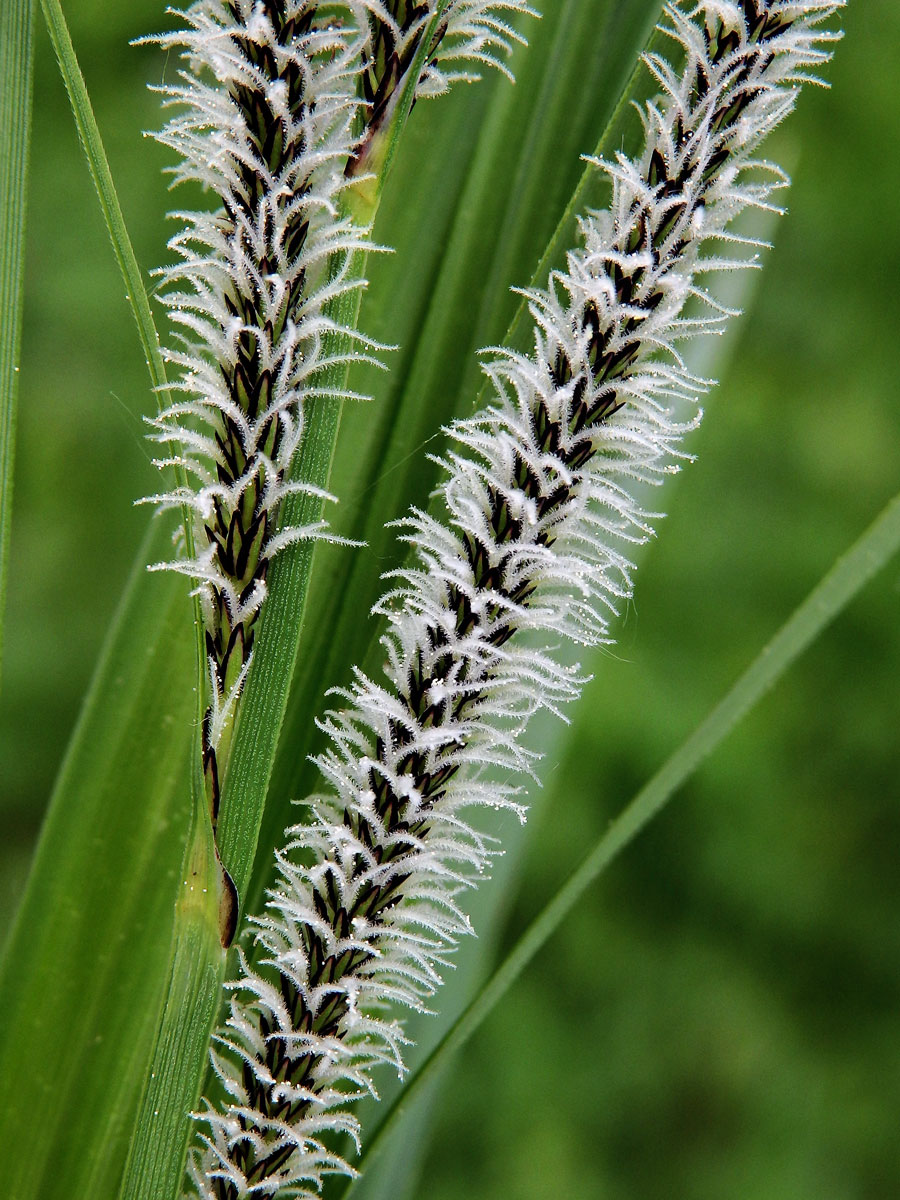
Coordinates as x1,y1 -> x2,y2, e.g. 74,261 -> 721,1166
186,1 -> 841,1196
146,1 -> 376,824
146,0 -> 534,841
145,0 -> 532,838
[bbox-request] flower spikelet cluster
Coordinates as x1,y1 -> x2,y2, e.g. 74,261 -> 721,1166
145,1 -> 378,812
433,0 -> 535,85
187,1 -> 842,1195
354,0 -> 533,147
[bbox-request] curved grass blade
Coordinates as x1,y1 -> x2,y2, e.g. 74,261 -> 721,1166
0,519 -> 195,1200
345,486 -> 900,1191
0,0 -> 34,682
38,0 -> 204,681
39,0 -> 161,390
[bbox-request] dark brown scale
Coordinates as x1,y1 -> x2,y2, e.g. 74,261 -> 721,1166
216,12 -> 800,1192
360,1 -> 430,114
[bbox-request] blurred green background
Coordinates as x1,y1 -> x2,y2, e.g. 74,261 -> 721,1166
2,2 -> 899,1198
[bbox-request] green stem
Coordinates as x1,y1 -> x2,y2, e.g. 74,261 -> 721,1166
0,0 -> 34,684
216,259 -> 368,900
345,486 -> 900,1191
120,802 -> 226,1200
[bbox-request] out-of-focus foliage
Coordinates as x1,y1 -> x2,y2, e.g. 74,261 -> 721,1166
1,2 -> 897,1198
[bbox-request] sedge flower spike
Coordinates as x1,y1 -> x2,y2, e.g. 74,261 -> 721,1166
144,0 -> 378,818
187,2 -> 842,1196
144,0 -> 532,826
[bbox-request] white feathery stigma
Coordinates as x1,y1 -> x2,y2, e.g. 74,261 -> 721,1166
187,2 -> 842,1196
435,0 -> 536,85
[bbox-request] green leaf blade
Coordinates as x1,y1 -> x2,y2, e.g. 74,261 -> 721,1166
120,799 -> 225,1200
0,522 -> 195,1200
0,0 -> 35,681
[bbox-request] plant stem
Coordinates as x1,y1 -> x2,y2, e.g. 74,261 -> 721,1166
120,801 -> 226,1200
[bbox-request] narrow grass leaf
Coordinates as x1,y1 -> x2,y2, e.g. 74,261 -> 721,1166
39,0 -> 166,402
0,521 -> 195,1200
39,0 -> 205,673
0,0 -> 34,681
